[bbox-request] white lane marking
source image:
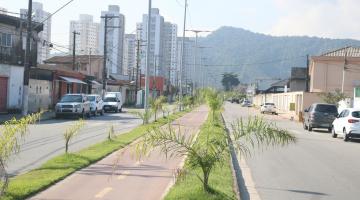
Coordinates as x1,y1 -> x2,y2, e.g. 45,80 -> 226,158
117,170 -> 130,180
95,187 -> 112,198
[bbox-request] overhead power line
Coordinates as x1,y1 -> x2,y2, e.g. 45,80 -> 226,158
33,0 -> 75,30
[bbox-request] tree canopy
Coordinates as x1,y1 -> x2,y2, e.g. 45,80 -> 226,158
221,73 -> 240,91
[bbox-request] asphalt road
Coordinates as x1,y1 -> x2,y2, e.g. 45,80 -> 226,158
7,110 -> 142,176
223,102 -> 360,200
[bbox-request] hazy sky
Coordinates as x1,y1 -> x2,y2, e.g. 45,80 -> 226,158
1,0 -> 360,47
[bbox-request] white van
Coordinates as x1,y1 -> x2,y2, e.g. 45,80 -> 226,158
103,92 -> 123,113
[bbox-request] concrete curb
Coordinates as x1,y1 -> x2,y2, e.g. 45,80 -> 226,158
222,113 -> 261,200
0,111 -> 55,124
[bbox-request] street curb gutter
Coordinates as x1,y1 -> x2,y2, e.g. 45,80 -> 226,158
221,113 -> 249,200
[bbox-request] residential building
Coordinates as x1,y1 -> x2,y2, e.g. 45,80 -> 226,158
289,67 -> 307,92
309,46 -> 360,97
99,5 -> 125,75
138,8 -> 165,77
44,55 -> 104,81
0,14 -> 43,112
20,2 -> 51,64
163,22 -> 178,86
69,14 -> 100,55
123,34 -> 136,76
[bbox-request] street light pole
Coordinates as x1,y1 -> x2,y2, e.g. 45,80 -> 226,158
179,0 -> 188,111
144,0 -> 152,112
185,29 -> 211,88
22,0 -> 32,116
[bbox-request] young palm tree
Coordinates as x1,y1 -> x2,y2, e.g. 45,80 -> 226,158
0,112 -> 42,196
230,117 -> 296,156
64,119 -> 85,153
134,114 -> 296,192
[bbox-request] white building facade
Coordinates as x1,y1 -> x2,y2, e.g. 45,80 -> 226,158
163,22 -> 178,86
69,14 -> 100,55
138,8 -> 165,77
20,2 -> 51,64
98,5 -> 125,75
123,34 -> 136,76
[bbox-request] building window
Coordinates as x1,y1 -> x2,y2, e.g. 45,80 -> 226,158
0,33 -> 12,47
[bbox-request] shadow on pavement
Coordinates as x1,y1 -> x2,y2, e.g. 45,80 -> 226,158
256,186 -> 328,196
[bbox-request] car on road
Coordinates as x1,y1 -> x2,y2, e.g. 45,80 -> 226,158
55,94 -> 91,119
331,108 -> 360,141
87,94 -> 104,116
260,102 -> 276,114
231,97 -> 240,104
103,92 -> 123,113
303,103 -> 338,132
241,100 -> 252,107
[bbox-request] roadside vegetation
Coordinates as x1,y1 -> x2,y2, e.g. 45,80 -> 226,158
318,89 -> 348,106
0,112 -> 42,196
135,88 -> 296,199
63,119 -> 85,153
1,110 -> 190,200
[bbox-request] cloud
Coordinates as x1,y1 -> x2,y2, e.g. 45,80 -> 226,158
270,0 -> 360,40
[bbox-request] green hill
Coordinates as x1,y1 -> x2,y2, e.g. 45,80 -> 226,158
199,26 -> 360,88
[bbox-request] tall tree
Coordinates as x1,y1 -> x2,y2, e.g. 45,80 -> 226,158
221,73 -> 240,91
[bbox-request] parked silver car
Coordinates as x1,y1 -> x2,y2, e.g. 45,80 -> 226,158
55,94 -> 91,119
87,94 -> 104,116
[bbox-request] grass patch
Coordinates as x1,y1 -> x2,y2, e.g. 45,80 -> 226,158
164,112 -> 237,200
2,110 -> 189,200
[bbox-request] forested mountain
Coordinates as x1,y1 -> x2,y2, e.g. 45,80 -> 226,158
199,26 -> 360,88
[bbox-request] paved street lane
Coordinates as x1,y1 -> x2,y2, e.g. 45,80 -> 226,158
8,110 -> 142,175
223,102 -> 360,200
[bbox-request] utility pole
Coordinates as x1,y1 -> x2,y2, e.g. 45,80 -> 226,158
100,14 -> 120,98
89,48 -> 91,75
22,0 -> 32,116
72,31 -> 80,71
135,39 -> 141,104
342,47 -> 348,93
306,54 -> 309,92
179,0 -> 188,111
145,0 -> 152,112
185,29 -> 211,88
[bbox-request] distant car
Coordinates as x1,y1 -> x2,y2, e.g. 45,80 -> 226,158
231,98 -> 240,104
87,94 -> 104,116
55,94 -> 91,119
332,108 -> 360,141
103,92 -> 123,113
241,100 -> 252,107
303,103 -> 338,132
260,103 -> 276,114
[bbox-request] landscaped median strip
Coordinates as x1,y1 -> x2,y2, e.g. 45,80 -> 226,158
164,111 -> 238,200
1,110 -> 190,200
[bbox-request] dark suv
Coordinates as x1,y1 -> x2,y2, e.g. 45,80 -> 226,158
303,103 -> 338,132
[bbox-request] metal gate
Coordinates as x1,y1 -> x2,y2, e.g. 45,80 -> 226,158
0,77 -> 8,112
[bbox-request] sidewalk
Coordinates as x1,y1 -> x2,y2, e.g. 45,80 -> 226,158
30,106 -> 208,200
0,111 -> 55,124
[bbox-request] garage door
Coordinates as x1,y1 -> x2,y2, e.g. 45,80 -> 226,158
0,77 -> 8,112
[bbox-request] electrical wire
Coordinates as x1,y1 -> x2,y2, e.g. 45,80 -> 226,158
33,0 -> 75,30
